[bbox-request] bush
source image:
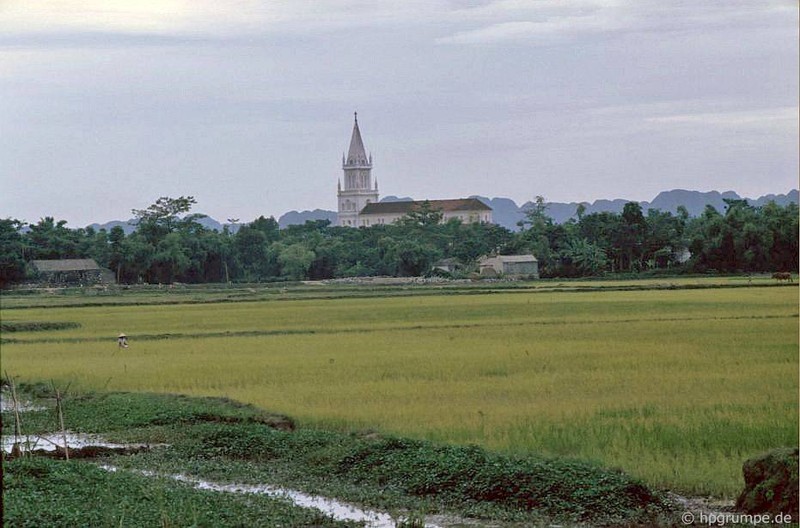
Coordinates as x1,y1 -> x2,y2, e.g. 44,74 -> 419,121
736,448 -> 799,520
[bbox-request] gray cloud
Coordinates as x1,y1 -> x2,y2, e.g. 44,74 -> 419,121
1,1 -> 796,227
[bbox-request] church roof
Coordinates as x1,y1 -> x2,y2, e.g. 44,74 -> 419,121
346,112 -> 369,165
360,198 -> 491,215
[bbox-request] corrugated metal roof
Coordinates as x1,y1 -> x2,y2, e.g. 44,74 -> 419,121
479,254 -> 538,264
361,198 -> 491,215
32,259 -> 101,272
496,255 -> 537,263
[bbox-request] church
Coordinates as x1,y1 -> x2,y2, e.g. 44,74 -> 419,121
336,113 -> 492,227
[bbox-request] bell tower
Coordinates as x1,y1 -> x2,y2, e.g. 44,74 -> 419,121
337,112 -> 379,227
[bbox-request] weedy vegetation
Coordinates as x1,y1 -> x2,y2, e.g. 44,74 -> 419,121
4,456 -> 352,528
3,390 -> 672,527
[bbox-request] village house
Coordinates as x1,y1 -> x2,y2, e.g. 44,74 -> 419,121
478,255 -> 539,279
31,259 -> 114,286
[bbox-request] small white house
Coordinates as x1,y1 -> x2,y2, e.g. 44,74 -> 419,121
478,255 -> 539,278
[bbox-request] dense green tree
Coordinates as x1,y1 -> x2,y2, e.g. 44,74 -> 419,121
564,238 -> 609,276
128,196 -> 210,283
384,239 -> 440,276
0,219 -> 27,286
235,225 -> 270,280
616,202 -> 646,272
1,196 -> 796,287
117,235 -> 154,283
762,201 -> 799,272
276,242 -> 315,280
83,228 -> 112,268
643,209 -> 684,269
449,222 -> 514,264
26,217 -> 83,260
107,226 -> 126,283
396,201 -> 444,228
248,215 -> 280,243
131,196 -> 200,242
517,196 -> 558,274
150,232 -> 191,283
683,199 -> 799,273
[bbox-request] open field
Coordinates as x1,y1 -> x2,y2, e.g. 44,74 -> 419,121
2,280 -> 797,497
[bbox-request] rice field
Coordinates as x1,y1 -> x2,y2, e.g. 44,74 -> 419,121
2,283 -> 797,497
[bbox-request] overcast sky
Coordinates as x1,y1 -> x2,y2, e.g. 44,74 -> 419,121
1,1 -> 797,227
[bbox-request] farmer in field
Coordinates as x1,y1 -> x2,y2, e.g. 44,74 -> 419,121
118,333 -> 129,348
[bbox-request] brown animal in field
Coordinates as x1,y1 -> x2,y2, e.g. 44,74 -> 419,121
772,272 -> 793,282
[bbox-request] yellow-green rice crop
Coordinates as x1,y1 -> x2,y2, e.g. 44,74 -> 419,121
2,286 -> 797,497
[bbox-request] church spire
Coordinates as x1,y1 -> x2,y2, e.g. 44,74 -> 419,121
346,111 -> 369,166
338,112 -> 379,227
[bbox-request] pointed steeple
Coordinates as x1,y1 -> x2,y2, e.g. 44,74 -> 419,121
346,111 -> 369,166
338,112 -> 379,227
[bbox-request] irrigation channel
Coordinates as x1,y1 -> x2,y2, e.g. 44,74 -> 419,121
2,433 -> 451,528
3,431 -> 736,528
98,465 -> 445,528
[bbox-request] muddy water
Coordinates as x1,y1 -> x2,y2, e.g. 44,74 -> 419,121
100,465 -> 442,528
0,394 -> 47,413
2,433 -> 162,453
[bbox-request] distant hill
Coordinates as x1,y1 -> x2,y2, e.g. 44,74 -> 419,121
276,209 -> 337,229
379,195 -> 414,203
502,189 -> 798,229
87,219 -> 137,234
88,215 -> 227,234
86,189 -> 798,233
469,197 -> 522,230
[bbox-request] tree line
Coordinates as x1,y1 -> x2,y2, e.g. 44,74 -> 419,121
1,195 -> 796,286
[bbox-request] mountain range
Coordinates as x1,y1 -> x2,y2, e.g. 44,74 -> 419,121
89,189 -> 798,234
485,189 -> 799,230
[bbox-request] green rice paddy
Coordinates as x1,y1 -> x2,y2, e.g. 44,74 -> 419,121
2,281 -> 797,497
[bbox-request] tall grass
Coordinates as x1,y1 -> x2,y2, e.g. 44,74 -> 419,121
2,287 -> 796,497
